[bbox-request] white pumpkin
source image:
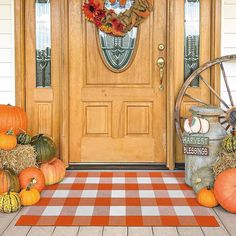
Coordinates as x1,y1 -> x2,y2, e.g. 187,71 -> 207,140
199,118 -> 210,134
184,116 -> 201,134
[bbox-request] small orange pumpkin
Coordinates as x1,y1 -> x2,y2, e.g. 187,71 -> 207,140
197,186 -> 218,208
40,158 -> 66,185
0,130 -> 17,150
19,183 -> 40,206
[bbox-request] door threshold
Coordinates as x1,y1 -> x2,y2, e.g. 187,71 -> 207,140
67,163 -> 184,171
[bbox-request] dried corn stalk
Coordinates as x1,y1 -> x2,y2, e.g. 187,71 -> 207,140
213,151 -> 236,176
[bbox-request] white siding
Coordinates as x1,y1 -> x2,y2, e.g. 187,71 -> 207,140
221,0 -> 236,105
0,0 -> 15,105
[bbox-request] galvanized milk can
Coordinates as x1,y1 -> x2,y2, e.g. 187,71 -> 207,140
184,106 -> 227,186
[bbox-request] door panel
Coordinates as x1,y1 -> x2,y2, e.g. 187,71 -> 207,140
69,0 -> 167,163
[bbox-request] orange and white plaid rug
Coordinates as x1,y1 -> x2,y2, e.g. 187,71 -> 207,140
16,171 -> 219,227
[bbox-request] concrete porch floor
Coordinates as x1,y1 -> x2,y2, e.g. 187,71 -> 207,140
0,206 -> 235,236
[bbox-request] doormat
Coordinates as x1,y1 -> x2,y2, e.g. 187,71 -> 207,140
16,171 -> 219,227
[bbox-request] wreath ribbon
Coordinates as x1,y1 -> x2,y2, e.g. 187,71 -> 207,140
83,0 -> 153,36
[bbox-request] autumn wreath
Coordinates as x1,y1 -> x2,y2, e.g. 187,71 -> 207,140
83,0 -> 153,36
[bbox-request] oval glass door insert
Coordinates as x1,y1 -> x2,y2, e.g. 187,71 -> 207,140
97,0 -> 139,72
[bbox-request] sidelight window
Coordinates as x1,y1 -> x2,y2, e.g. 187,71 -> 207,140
35,0 -> 51,87
184,0 -> 200,87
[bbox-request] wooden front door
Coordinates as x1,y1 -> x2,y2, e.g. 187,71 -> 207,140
19,0 -> 221,167
68,0 -> 167,163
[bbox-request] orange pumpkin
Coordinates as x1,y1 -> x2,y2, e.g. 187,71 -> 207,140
0,168 -> 20,195
0,130 -> 17,150
197,187 -> 218,208
214,168 -> 236,213
19,183 -> 40,206
40,158 -> 66,185
0,104 -> 27,135
19,167 -> 45,192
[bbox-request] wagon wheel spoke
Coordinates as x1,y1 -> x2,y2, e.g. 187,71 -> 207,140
226,125 -> 231,131
220,62 -> 234,107
221,120 -> 228,125
184,93 -> 210,106
199,76 -> 230,109
219,115 -> 226,119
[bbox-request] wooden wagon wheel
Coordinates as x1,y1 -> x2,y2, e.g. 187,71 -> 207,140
175,54 -> 236,141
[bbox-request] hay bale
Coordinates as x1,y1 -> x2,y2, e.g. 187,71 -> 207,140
213,151 -> 236,177
0,145 -> 37,174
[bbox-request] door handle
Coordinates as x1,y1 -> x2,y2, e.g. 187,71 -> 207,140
156,57 -> 165,91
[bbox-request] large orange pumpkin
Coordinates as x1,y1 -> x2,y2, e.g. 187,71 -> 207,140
19,167 -> 45,192
40,158 -> 66,185
214,168 -> 236,213
0,168 -> 20,195
0,105 -> 27,135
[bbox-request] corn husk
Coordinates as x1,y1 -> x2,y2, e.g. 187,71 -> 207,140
213,151 -> 236,177
0,145 -> 37,174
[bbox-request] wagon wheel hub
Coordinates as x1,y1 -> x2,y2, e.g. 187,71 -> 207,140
226,107 -> 236,127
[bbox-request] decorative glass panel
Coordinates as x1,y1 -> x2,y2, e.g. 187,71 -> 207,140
36,0 -> 51,87
97,0 -> 138,72
184,0 -> 200,87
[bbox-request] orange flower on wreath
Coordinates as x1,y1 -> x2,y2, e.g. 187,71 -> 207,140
94,9 -> 106,26
83,0 -> 104,21
108,18 -> 125,36
111,18 -> 124,32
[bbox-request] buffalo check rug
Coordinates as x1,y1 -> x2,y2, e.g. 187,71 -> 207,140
16,171 -> 219,227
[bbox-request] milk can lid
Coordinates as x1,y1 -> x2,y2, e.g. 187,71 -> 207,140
190,106 -> 224,116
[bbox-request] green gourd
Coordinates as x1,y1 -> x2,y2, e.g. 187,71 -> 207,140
31,134 -> 56,164
0,190 -> 21,213
17,132 -> 32,145
222,135 -> 236,153
191,167 -> 215,193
